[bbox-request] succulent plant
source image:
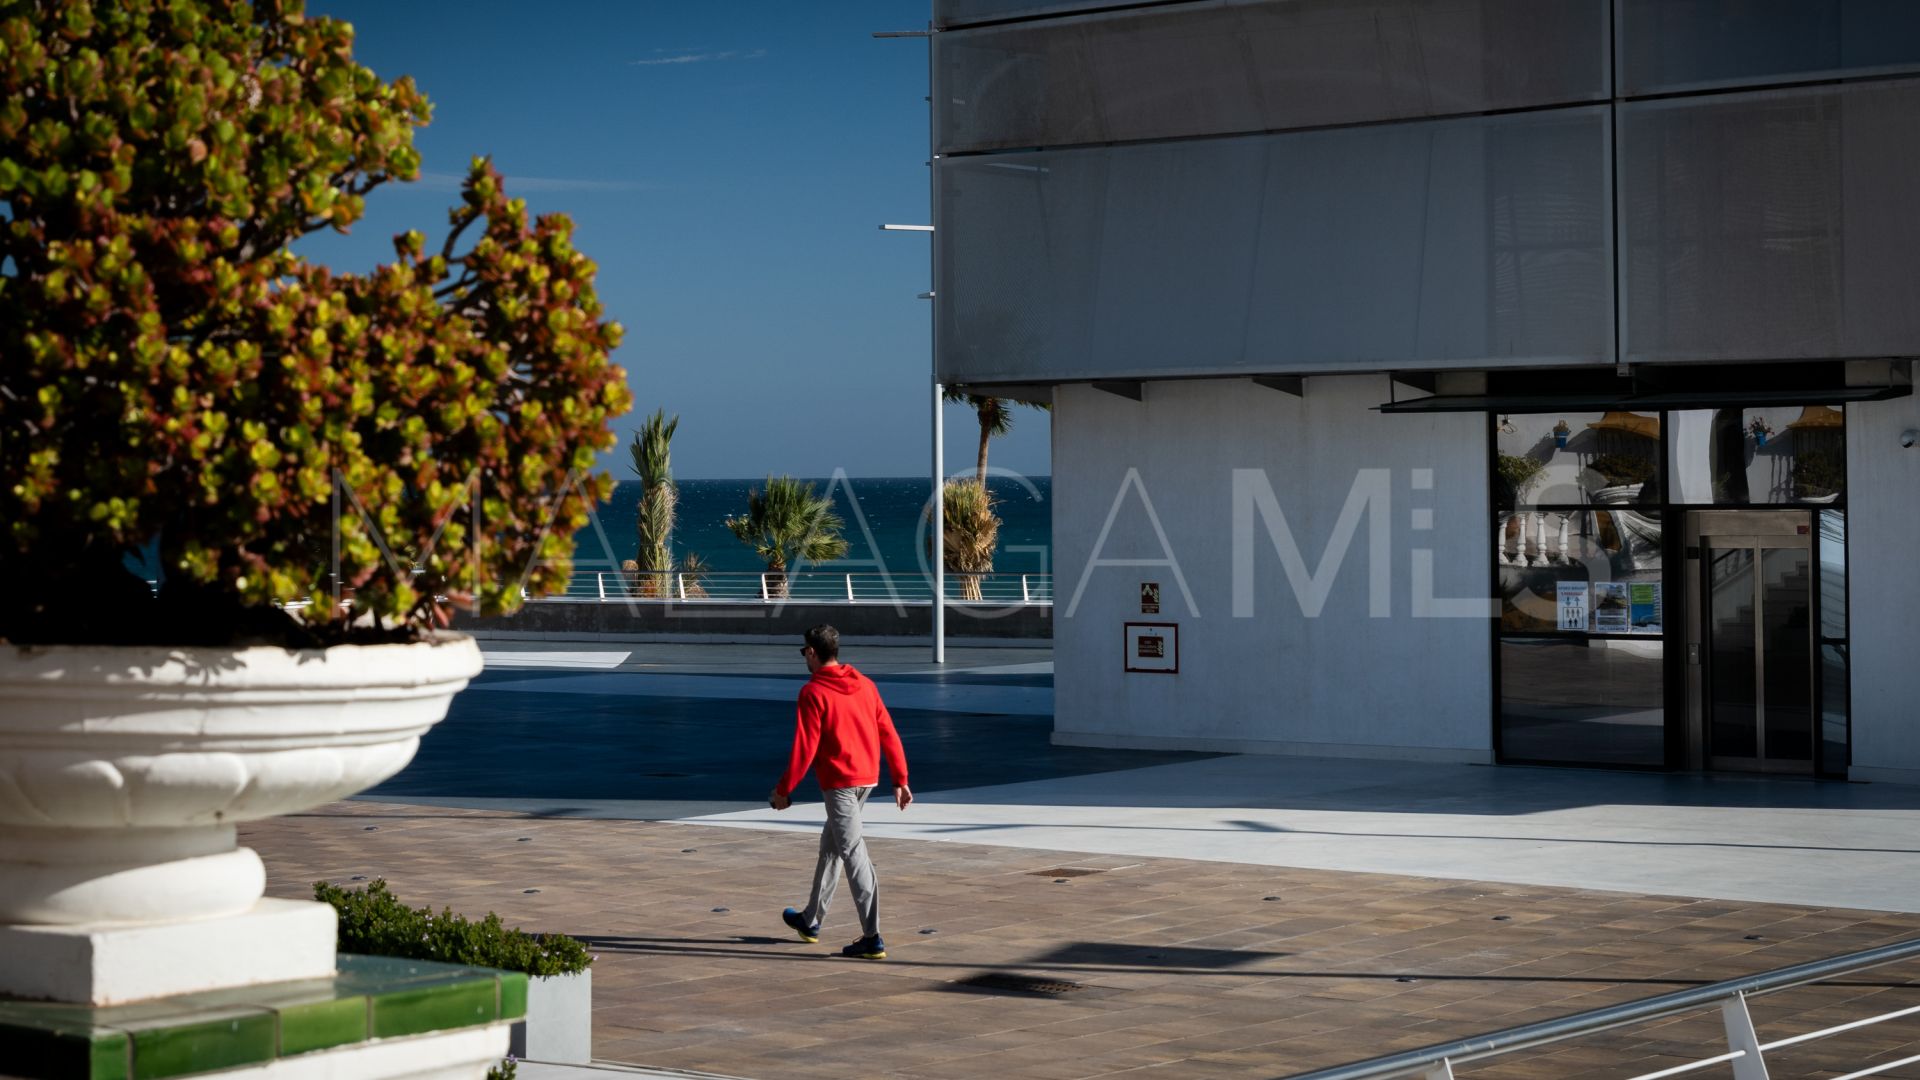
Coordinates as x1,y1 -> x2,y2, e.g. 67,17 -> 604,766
0,0 -> 631,645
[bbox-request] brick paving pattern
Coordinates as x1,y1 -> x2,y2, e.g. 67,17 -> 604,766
244,803 -> 1920,1079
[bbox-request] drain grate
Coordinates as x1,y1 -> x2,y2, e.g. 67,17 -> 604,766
1027,867 -> 1105,878
956,973 -> 1085,996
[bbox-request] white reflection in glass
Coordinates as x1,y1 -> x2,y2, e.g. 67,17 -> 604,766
1496,412 -> 1660,507
1669,406 -> 1845,504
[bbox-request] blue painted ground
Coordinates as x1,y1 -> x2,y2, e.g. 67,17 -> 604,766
368,667 -> 1214,804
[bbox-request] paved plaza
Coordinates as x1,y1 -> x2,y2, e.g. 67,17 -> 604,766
241,640 -> 1920,1078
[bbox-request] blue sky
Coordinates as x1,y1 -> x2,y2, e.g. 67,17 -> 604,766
299,1 -> 1051,480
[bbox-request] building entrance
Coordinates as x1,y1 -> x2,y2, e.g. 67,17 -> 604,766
1685,511 -> 1815,773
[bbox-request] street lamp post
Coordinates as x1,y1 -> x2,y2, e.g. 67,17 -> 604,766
881,223 -> 941,664
876,22 -> 943,664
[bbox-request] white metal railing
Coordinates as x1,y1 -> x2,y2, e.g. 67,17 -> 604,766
528,570 -> 1053,605
1281,936 -> 1920,1080
153,571 -> 1053,607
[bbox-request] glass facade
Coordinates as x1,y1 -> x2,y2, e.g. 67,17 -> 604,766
1817,510 -> 1850,773
1494,412 -> 1667,766
938,108 -> 1613,384
937,0 -> 1607,154
1620,80 -> 1920,365
1499,511 -> 1663,633
1618,0 -> 1920,95
935,0 -> 1115,29
1499,638 -> 1666,765
1668,406 -> 1846,504
1492,407 -> 1851,773
1496,411 -> 1662,508
934,1 -> 1920,386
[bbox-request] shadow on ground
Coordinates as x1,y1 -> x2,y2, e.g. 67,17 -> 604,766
367,687 -> 1214,802
371,666 -> 1920,821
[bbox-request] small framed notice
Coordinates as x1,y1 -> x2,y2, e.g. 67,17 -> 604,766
1140,582 -> 1160,614
1124,622 -> 1179,674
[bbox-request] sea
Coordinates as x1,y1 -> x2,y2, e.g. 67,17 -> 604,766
569,475 -> 1053,579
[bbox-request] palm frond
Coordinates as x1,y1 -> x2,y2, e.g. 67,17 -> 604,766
630,409 -> 680,577
628,409 -> 678,486
945,392 -> 1049,484
724,476 -> 849,596
677,550 -> 710,599
932,479 -> 1000,600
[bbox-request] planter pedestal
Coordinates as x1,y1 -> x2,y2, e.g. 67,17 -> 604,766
0,637 -> 481,1007
0,954 -> 523,1080
510,968 -> 593,1063
0,898 -> 334,1006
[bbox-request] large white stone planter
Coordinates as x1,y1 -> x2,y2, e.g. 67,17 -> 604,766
0,634 -> 483,1004
510,968 -> 593,1063
1590,481 -> 1645,506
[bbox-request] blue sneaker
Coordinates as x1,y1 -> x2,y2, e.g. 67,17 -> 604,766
839,934 -> 886,960
782,907 -> 819,943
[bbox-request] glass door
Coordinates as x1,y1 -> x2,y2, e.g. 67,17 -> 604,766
1704,544 -> 1759,761
1698,516 -> 1815,772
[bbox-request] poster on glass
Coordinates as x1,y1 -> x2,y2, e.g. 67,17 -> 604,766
1591,582 -> 1630,633
1557,582 -> 1590,632
1629,583 -> 1663,634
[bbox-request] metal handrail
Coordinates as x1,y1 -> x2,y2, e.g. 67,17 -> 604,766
153,571 -> 1054,607
526,569 -> 1053,605
1280,936 -> 1920,1080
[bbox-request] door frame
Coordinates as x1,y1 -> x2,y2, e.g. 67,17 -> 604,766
1487,406 -> 1854,776
1682,509 -> 1815,773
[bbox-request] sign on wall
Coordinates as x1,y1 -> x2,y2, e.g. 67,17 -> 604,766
1124,622 -> 1179,674
1140,582 -> 1160,614
1557,581 -> 1590,632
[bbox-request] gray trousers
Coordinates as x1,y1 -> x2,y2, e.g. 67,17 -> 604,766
801,785 -> 879,939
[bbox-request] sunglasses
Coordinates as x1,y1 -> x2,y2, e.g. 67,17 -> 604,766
798,646 -> 811,656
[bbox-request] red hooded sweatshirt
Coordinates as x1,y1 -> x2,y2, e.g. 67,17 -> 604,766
775,664 -> 909,798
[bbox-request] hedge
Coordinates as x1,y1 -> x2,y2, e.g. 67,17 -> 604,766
314,878 -> 593,978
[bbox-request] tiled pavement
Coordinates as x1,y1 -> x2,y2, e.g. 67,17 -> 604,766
244,802 -> 1920,1080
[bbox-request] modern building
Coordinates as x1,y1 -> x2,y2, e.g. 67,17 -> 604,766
931,0 -> 1920,782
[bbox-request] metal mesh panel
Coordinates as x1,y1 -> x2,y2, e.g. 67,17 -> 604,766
938,108 -> 1611,384
935,0 -> 1125,31
1619,0 -> 1920,96
1621,80 -> 1920,365
937,0 -> 1608,154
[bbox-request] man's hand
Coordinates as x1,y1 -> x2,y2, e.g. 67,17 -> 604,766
894,785 -> 913,811
769,788 -> 791,811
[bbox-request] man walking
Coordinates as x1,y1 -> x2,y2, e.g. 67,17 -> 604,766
770,624 -> 912,960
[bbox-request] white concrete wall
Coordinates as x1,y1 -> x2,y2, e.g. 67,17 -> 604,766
1846,394 -> 1920,784
1051,375 -> 1493,760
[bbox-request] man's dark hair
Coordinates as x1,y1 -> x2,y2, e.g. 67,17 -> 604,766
805,624 -> 840,661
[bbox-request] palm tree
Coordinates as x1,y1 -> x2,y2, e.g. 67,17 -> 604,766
938,479 -> 999,601
944,391 -> 1050,487
725,476 -> 849,598
627,410 -> 678,597
675,550 -> 710,599
932,393 -> 1045,598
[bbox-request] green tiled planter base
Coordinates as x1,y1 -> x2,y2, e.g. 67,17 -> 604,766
0,956 -> 527,1080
